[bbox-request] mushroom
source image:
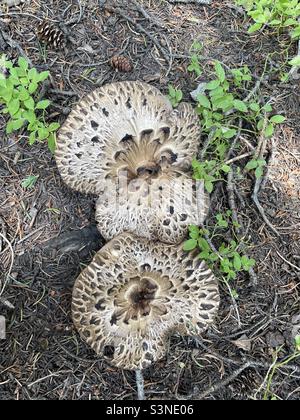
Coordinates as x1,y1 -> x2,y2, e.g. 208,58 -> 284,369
95,172 -> 209,244
55,81 -> 200,194
72,233 -> 220,370
55,81 -> 208,243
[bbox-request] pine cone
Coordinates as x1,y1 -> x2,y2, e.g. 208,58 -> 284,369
36,21 -> 66,49
110,56 -> 132,73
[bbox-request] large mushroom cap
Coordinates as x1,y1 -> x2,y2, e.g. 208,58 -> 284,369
55,81 -> 206,243
72,233 -> 220,370
55,81 -> 201,195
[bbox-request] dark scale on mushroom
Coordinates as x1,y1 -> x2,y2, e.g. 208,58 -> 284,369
91,120 -> 99,130
102,108 -> 109,117
91,136 -> 100,144
120,133 -> 134,144
126,98 -> 132,109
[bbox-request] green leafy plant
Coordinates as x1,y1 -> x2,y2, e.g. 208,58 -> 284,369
184,45 -> 288,287
195,61 -> 285,141
295,335 -> 300,352
188,54 -> 202,77
183,221 -> 256,282
188,58 -> 285,192
216,210 -> 242,229
231,65 -> 253,87
21,175 -> 39,189
236,0 -> 300,71
235,0 -> 300,37
187,41 -> 203,77
168,85 -> 183,107
289,55 -> 300,67
192,159 -> 231,193
0,56 -> 60,152
246,158 -> 267,178
262,345 -> 300,400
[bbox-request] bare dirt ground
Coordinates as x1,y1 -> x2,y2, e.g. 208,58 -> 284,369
0,0 -> 300,400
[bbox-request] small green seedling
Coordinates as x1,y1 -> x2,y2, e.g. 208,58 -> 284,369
168,85 -> 183,107
188,54 -> 202,77
196,61 -> 285,141
295,336 -> 300,352
231,66 -> 252,87
289,56 -> 300,67
246,158 -> 267,179
187,53 -> 286,182
236,0 -> 300,38
0,55 -> 60,152
236,0 -> 300,70
21,175 -> 39,189
216,210 -> 238,229
192,159 -> 231,193
45,207 -> 61,215
187,41 -> 203,76
183,222 -> 256,282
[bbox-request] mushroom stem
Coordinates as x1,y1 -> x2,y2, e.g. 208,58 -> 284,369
135,369 -> 145,400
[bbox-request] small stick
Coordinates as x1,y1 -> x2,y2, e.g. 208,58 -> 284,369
0,232 -> 14,297
252,176 -> 280,237
289,21 -> 300,80
225,152 -> 254,165
276,251 -> 300,272
0,29 -> 33,66
197,361 -> 253,399
224,279 -> 241,328
244,80 -> 261,102
0,315 -> 5,340
260,136 -> 276,191
131,0 -> 165,28
135,369 -> 145,400
111,6 -> 171,68
227,168 -> 243,235
250,117 -> 280,237
49,89 -> 78,97
0,297 -> 15,310
167,0 -> 212,4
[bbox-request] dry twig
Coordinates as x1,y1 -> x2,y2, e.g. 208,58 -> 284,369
109,5 -> 171,70
135,369 -> 145,400
167,0 -> 212,4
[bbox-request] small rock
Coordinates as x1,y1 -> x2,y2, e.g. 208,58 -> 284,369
107,16 -> 118,26
0,315 -> 6,340
291,314 -> 300,325
38,338 -> 49,351
266,331 -> 285,348
232,334 -> 252,352
78,44 -> 96,55
266,208 -> 277,218
0,298 -> 14,310
291,314 -> 300,342
190,82 -> 207,101
143,73 -> 161,83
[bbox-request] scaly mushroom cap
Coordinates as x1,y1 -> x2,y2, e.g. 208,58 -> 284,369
95,171 -> 209,244
72,233 -> 220,370
55,81 -> 201,195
